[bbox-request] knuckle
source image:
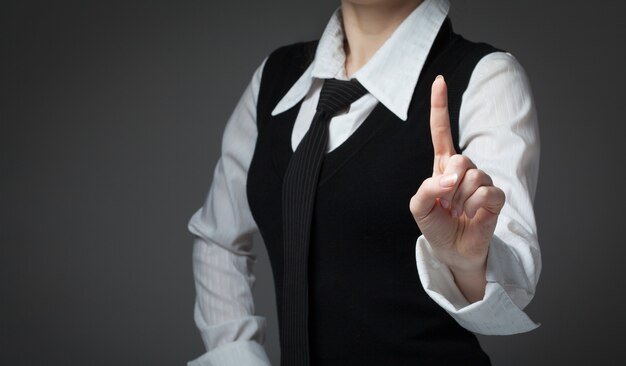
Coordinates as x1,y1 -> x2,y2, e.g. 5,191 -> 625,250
459,154 -> 470,163
497,187 -> 506,204
477,186 -> 491,200
414,177 -> 433,199
447,154 -> 474,170
465,169 -> 482,185
476,169 -> 493,185
458,154 -> 472,167
448,154 -> 463,166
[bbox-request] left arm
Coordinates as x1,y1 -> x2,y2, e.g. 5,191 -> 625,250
409,52 -> 541,335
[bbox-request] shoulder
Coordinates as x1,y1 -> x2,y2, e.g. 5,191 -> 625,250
262,40 -> 319,75
467,51 -> 535,111
459,50 -> 538,147
253,40 -> 319,125
471,51 -> 532,89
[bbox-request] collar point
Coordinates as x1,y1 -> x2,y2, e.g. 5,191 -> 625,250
396,111 -> 409,121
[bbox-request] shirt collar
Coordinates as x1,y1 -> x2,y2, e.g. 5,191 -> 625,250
271,0 -> 450,122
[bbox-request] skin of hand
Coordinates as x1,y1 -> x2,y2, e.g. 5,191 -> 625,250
409,75 -> 506,303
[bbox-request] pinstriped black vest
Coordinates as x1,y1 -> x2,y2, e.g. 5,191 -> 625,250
247,18 -> 499,365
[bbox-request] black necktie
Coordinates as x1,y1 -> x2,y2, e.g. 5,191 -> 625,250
281,78 -> 368,366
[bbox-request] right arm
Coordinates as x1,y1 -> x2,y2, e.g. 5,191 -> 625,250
187,55 -> 271,366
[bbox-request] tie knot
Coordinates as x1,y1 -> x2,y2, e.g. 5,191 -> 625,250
316,78 -> 368,115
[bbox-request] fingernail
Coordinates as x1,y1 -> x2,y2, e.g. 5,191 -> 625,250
440,198 -> 450,209
451,209 -> 459,217
439,173 -> 458,187
436,75 -> 444,81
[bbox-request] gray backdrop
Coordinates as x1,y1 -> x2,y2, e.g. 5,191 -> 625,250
2,0 -> 625,365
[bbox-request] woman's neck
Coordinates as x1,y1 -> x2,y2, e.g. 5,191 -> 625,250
341,0 -> 424,78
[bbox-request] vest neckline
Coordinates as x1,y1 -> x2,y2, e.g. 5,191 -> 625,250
271,97 -> 400,187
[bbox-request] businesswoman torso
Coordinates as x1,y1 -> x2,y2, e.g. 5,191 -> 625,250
187,0 -> 542,365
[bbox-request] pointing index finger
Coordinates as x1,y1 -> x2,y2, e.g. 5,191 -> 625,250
430,75 -> 456,174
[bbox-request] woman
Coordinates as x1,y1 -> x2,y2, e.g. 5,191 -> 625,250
188,0 -> 541,365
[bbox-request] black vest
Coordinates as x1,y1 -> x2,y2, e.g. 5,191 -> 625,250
247,18 -> 499,366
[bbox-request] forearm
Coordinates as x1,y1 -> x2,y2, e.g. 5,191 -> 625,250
188,205 -> 269,364
429,243 -> 488,303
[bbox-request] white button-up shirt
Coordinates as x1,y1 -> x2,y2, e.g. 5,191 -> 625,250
188,0 -> 542,364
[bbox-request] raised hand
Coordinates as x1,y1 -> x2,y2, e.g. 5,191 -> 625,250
409,75 -> 506,302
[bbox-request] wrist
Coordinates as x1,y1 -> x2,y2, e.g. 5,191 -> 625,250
429,245 -> 488,274
447,255 -> 487,275
449,261 -> 487,303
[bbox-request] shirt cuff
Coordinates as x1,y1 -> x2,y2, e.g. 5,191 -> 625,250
188,340 -> 272,366
415,235 -> 541,335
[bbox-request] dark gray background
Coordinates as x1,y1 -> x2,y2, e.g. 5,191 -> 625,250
2,0 -> 625,365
